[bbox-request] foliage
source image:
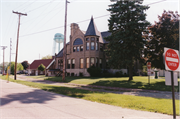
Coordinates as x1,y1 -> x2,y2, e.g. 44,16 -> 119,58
37,64 -> 45,71
87,66 -> 102,77
21,61 -> 29,70
0,62 -> 9,71
145,10 -> 179,69
42,55 -> 52,59
10,62 -> 24,75
1,75 -> 179,115
106,0 -> 150,80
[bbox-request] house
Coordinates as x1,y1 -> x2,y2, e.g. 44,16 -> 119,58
27,59 -> 53,75
46,17 -> 131,76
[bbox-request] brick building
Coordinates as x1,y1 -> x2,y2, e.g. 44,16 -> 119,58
46,17 -> 114,76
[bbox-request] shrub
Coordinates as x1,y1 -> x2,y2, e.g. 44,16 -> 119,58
114,71 -> 123,77
71,73 -> 74,76
79,72 -> 83,77
87,66 -> 101,77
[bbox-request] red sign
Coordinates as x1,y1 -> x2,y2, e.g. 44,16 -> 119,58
147,62 -> 151,69
147,62 -> 151,75
165,49 -> 179,71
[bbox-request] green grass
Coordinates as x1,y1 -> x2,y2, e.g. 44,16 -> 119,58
0,75 -> 179,115
28,75 -> 180,92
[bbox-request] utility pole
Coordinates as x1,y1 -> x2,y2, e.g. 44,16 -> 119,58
13,11 -> 27,80
1,46 -> 7,76
62,0 -> 69,81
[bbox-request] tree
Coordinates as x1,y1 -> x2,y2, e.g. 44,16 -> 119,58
106,0 -> 149,81
21,61 -> 29,70
145,10 -> 179,69
37,64 -> 45,72
10,62 -> 24,75
42,55 -> 52,59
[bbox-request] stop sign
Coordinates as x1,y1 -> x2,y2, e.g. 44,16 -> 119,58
164,48 -> 179,71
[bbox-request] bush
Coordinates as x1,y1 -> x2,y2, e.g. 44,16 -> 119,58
101,69 -> 114,77
87,66 -> 101,77
79,72 -> 83,77
114,71 -> 123,77
71,73 -> 74,76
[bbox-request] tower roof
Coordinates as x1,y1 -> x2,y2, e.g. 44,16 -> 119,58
85,17 -> 99,36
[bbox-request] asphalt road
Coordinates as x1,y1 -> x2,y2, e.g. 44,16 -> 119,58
0,79 -> 176,119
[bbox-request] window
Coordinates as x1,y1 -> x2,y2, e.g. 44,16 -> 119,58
86,38 -> 89,41
86,42 -> 89,50
96,58 -> 98,67
91,37 -> 95,41
67,59 -> 71,69
91,58 -> 95,66
77,46 -> 80,52
96,42 -> 98,50
72,59 -> 75,69
80,46 -> 83,51
99,59 -> 102,68
73,47 -> 76,52
86,58 -> 89,68
97,38 -> 99,42
91,42 -> 94,50
80,58 -> 83,69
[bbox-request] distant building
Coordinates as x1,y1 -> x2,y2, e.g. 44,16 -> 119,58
27,59 -> 53,75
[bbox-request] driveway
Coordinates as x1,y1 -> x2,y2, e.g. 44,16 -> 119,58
0,78 -> 176,119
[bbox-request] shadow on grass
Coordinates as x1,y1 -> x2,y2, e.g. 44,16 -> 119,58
90,80 -> 179,92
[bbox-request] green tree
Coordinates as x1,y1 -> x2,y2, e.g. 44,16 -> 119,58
42,55 -> 52,59
145,10 -> 179,69
10,62 -> 24,75
106,0 -> 149,81
37,64 -> 45,72
21,61 -> 29,70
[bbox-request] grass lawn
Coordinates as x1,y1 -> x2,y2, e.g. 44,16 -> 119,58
27,75 -> 179,92
0,75 -> 179,115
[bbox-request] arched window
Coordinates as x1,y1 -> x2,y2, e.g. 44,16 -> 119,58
73,38 -> 83,45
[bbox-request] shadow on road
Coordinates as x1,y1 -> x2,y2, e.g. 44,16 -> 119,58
0,89 -> 64,106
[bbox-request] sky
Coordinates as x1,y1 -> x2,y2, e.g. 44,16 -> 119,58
0,0 -> 179,64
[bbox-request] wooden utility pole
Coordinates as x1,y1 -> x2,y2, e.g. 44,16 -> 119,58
1,46 -> 7,76
62,0 -> 69,81
13,11 -> 27,80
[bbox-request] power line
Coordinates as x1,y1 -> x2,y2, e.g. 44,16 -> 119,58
20,0 -> 167,37
26,0 -> 56,13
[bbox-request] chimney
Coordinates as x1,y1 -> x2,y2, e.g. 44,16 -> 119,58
71,23 -> 79,36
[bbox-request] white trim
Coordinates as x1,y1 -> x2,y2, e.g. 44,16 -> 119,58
46,59 -> 55,69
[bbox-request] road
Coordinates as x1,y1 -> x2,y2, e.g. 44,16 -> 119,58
0,78 -> 176,119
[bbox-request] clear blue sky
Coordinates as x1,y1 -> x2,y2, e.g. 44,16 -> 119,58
0,0 -> 179,64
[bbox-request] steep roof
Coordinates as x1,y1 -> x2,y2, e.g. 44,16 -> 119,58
101,31 -> 112,43
85,17 -> 99,36
27,59 -> 53,69
56,42 -> 70,58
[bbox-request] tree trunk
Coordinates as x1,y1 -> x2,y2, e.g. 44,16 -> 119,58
128,65 -> 133,81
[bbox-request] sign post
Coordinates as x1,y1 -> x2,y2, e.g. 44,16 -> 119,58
147,62 -> 151,84
164,47 -> 180,119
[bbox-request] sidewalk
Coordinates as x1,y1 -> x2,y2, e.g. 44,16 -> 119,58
13,75 -> 179,99
0,78 -> 176,119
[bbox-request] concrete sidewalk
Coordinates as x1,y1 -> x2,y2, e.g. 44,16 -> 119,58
14,75 -> 179,99
0,78 -> 177,119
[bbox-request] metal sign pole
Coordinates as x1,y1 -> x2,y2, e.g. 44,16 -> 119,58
171,71 -> 176,119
